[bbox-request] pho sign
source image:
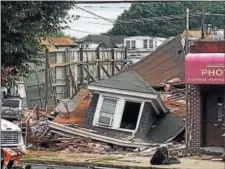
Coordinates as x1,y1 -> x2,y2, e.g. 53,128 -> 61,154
185,53 -> 225,84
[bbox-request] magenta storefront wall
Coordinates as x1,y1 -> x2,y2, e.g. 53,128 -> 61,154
185,53 -> 225,84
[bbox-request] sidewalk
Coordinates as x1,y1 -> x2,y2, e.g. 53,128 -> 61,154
22,150 -> 224,169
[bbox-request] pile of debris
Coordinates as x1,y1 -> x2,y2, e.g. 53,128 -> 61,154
27,118 -> 151,153
161,85 -> 186,117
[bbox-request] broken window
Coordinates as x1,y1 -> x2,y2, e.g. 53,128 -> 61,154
120,101 -> 141,130
217,97 -> 224,122
98,97 -> 117,126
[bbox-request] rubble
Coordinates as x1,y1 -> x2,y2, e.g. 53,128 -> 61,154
160,86 -> 186,117
20,87 -> 186,155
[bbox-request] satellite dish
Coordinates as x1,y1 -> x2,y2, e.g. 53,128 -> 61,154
56,99 -> 77,113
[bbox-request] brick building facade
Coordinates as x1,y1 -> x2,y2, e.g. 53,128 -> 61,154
186,40 -> 225,150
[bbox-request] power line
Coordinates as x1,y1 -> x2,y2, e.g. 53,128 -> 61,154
76,20 -> 113,26
72,0 -> 167,4
73,4 -> 114,23
68,28 -> 99,34
79,5 -> 128,9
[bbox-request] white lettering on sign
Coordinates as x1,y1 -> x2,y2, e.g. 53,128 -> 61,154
201,69 -> 225,77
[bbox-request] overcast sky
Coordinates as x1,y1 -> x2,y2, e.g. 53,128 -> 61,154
64,3 -> 131,38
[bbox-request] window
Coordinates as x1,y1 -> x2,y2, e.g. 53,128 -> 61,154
143,39 -> 148,49
149,39 -> 153,48
2,100 -> 20,108
126,40 -> 130,49
98,97 -> 117,126
155,41 -> 157,47
217,97 -> 224,122
131,40 -> 136,49
120,101 -> 141,130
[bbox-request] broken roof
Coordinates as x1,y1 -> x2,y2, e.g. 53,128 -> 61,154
148,113 -> 186,143
122,35 -> 185,85
89,70 -> 158,94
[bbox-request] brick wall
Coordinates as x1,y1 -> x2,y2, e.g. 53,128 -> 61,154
186,85 -> 202,149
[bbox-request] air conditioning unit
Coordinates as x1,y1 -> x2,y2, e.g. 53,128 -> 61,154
98,116 -> 113,126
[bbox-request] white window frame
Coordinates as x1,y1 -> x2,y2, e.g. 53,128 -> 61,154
119,99 -> 143,132
93,92 -> 159,134
125,40 -> 131,49
149,39 -> 154,49
143,39 -> 148,49
155,40 -> 157,47
131,40 -> 136,49
97,96 -> 118,126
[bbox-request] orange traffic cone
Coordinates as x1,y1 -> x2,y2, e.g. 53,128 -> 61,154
2,150 -> 12,169
13,153 -> 23,167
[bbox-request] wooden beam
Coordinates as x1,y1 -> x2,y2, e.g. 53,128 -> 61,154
115,63 -> 121,72
100,64 -> 111,78
111,48 -> 115,76
96,47 -> 101,80
122,62 -> 132,71
83,66 -> 97,82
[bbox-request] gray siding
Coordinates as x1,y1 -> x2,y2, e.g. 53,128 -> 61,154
137,102 -> 157,139
83,93 -> 99,128
92,126 -> 131,139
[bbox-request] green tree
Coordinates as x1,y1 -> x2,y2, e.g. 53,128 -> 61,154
1,1 -> 76,84
108,2 -> 225,37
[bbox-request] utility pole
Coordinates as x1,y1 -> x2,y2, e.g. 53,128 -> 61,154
45,48 -> 49,110
201,1 -> 205,39
185,8 -> 189,54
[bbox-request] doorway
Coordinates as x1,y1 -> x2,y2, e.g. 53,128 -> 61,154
201,85 -> 225,147
120,101 -> 141,130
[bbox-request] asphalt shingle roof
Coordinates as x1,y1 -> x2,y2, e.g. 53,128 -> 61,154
90,70 -> 158,94
148,113 -> 186,143
120,35 -> 185,85
79,35 -> 125,48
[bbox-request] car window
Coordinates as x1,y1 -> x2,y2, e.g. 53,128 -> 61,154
2,100 -> 20,108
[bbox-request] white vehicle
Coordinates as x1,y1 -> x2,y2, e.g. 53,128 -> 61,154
1,118 -> 27,169
2,98 -> 23,112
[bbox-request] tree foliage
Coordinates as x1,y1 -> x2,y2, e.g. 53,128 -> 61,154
108,2 -> 225,37
1,1 -> 76,84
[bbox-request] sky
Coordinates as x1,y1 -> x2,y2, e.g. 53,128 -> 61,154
64,3 -> 131,38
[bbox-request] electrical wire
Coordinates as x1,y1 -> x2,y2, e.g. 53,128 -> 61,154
68,28 -> 99,34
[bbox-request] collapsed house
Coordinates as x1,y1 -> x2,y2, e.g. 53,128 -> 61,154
83,35 -> 186,144
22,35 -> 187,153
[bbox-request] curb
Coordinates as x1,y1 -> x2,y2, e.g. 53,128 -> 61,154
21,160 -> 178,169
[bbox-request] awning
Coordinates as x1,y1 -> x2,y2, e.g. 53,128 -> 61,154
185,53 -> 225,84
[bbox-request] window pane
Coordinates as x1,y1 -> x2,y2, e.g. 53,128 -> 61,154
126,41 -> 130,49
131,40 -> 136,49
100,97 -> 117,115
101,98 -> 117,114
143,39 -> 148,48
149,39 -> 153,48
101,102 -> 116,114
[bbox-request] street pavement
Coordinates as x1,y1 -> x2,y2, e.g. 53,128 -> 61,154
27,164 -> 119,169
25,164 -> 88,169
